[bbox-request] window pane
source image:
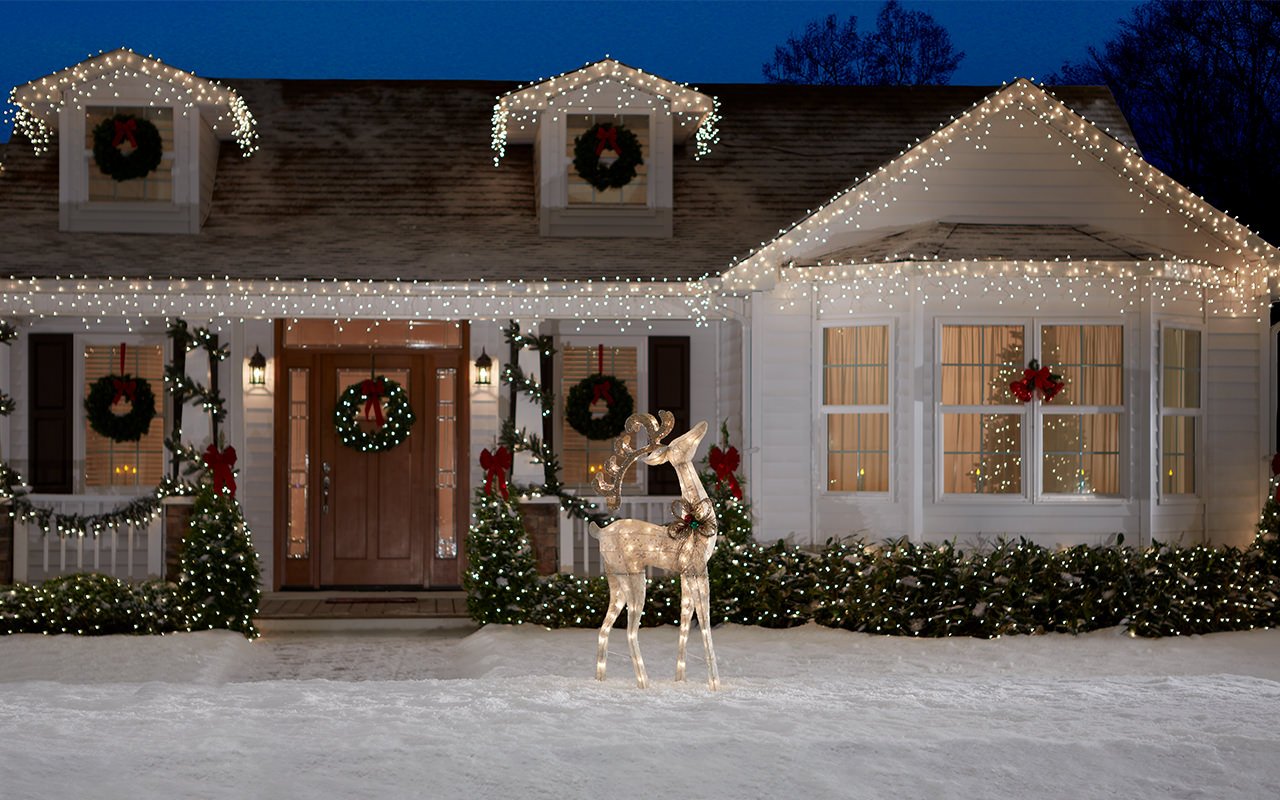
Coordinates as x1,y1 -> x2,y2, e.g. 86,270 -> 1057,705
826,413 -> 889,492
562,345 -> 640,487
1042,414 -> 1120,495
823,325 -> 888,405
436,367 -> 458,559
287,368 -> 310,559
1162,415 -> 1196,494
566,113 -> 649,207
1162,329 -> 1201,410
84,344 -> 166,489
1041,325 -> 1123,406
940,325 -> 1023,405
943,413 -> 1021,494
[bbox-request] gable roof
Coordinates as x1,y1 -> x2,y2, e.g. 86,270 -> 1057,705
0,79 -> 1136,283
722,79 -> 1275,291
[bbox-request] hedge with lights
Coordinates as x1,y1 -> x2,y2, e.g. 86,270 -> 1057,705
92,113 -> 164,182
0,574 -> 186,636
334,376 -> 416,453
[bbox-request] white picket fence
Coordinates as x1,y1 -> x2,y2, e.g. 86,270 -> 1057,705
557,496 -> 673,576
11,495 -> 164,583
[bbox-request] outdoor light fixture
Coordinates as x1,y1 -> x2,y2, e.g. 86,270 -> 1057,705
474,348 -> 493,385
248,346 -> 267,386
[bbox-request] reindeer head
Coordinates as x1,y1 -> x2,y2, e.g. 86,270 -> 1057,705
592,411 -> 675,511
641,420 -> 708,466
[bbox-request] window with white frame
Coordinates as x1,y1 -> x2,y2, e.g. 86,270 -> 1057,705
83,343 -> 167,490
84,106 -> 174,203
822,324 -> 890,492
1160,326 -> 1201,496
940,322 -> 1123,497
565,113 -> 649,207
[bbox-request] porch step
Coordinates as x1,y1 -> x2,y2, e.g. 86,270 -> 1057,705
258,590 -> 470,621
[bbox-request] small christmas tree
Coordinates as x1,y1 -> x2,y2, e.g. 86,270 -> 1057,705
464,486 -> 540,625
179,484 -> 261,638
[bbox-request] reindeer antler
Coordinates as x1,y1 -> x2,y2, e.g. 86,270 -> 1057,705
592,410 -> 675,511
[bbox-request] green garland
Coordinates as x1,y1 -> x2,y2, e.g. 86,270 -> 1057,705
92,114 -> 164,182
334,376 -> 416,452
572,122 -> 643,191
565,374 -> 634,440
84,374 -> 157,442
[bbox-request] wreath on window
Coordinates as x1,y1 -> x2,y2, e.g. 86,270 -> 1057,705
572,122 -> 644,192
565,373 -> 635,440
334,376 -> 416,452
85,374 -> 157,442
92,113 -> 164,182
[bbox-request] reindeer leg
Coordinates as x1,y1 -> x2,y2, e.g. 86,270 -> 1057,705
596,574 -> 625,682
676,576 -> 693,682
692,574 -> 720,691
624,572 -> 649,689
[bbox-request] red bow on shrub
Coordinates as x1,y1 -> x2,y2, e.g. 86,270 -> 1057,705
594,124 -> 619,156
360,378 -> 386,426
110,377 -> 137,405
591,379 -> 614,407
1009,359 -> 1063,403
203,444 -> 237,498
480,446 -> 512,499
709,445 -> 743,499
112,118 -> 138,148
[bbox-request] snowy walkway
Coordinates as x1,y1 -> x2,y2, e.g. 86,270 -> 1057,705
2,624 -> 1279,799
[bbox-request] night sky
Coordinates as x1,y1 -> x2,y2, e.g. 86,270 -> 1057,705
2,1 -> 1139,140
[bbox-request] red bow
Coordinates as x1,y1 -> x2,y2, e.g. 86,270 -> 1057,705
709,445 -> 743,499
591,379 -> 614,407
1270,453 -> 1280,476
594,124 -> 619,156
360,378 -> 386,426
112,118 -> 138,148
111,377 -> 137,405
1009,360 -> 1063,403
1033,367 -> 1062,402
480,446 -> 512,499
203,444 -> 237,498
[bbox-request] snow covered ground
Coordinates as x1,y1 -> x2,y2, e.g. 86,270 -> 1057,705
2,623 -> 1279,799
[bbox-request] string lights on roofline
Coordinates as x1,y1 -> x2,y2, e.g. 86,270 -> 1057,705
721,78 -> 1278,293
490,57 -> 720,166
6,47 -> 259,157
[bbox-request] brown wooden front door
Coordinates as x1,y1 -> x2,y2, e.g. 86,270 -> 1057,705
277,338 -> 467,590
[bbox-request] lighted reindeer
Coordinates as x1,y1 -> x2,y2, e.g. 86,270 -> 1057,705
591,411 -> 721,690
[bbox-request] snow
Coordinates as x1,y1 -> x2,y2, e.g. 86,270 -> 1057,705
2,623 -> 1280,799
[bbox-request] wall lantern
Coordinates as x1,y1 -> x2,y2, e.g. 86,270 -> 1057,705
474,348 -> 493,386
248,346 -> 267,387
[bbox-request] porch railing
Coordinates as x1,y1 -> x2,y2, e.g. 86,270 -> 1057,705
558,495 -> 673,576
11,494 -> 164,584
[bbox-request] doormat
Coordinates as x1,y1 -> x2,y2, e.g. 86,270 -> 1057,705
324,597 -> 418,604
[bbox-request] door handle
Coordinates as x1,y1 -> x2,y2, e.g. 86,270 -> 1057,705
322,461 -> 331,514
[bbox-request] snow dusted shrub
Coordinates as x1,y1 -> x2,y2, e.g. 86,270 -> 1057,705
178,485 -> 261,639
465,488 -> 541,625
0,574 -> 184,635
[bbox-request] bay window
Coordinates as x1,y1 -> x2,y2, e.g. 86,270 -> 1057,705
822,324 -> 890,493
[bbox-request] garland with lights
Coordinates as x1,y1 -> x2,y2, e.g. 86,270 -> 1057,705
333,376 -> 416,453
91,113 -> 164,182
573,122 -> 644,191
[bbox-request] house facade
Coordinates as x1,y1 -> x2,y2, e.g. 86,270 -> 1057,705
1,50 -> 1274,592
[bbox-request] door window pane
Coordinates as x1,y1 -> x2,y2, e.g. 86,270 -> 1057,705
287,368 -> 310,559
435,367 -> 458,559
943,413 -> 1022,494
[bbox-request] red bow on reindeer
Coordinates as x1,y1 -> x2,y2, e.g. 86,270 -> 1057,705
594,124 -> 619,156
112,118 -> 138,148
709,445 -> 743,499
1009,359 -> 1064,403
360,378 -> 386,426
203,444 -> 237,498
480,446 -> 512,500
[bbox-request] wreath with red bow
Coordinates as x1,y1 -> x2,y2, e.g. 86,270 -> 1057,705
334,376 -> 416,452
572,122 -> 644,192
565,373 -> 635,440
1009,359 -> 1065,403
92,113 -> 164,182
85,373 -> 157,443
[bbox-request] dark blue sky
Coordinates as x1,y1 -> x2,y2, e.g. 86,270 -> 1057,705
3,1 -> 1138,140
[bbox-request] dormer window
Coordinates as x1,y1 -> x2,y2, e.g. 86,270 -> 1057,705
492,58 -> 719,239
85,106 -> 174,203
567,113 -> 650,207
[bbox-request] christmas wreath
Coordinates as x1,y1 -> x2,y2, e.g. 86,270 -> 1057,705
85,374 -> 157,442
92,113 -> 164,182
565,373 -> 634,440
334,376 -> 416,452
572,122 -> 644,192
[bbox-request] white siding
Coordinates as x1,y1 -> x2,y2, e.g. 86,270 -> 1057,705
1204,314 -> 1267,547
